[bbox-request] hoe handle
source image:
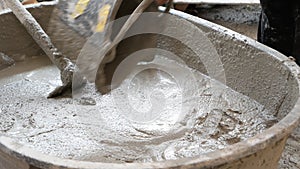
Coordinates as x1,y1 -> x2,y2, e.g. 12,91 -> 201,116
3,0 -> 70,71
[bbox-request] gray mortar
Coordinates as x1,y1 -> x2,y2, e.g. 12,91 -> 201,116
192,5 -> 300,168
0,52 -> 15,71
0,56 -> 277,163
0,3 -> 300,169
0,1 -> 7,11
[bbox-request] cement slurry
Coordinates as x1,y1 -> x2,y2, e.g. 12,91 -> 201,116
0,56 -> 277,163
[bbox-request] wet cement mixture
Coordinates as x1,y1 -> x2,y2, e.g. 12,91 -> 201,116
181,4 -> 300,168
280,126 -> 300,169
209,21 -> 300,168
0,55 -> 279,163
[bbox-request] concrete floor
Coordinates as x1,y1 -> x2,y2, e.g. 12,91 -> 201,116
196,4 -> 260,39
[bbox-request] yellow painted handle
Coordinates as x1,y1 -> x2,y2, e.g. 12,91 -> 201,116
95,4 -> 111,32
71,0 -> 91,19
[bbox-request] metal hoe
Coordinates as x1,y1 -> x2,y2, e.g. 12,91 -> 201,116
3,0 -> 171,97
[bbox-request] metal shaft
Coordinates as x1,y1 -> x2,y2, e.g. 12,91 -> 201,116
3,0 -> 70,71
